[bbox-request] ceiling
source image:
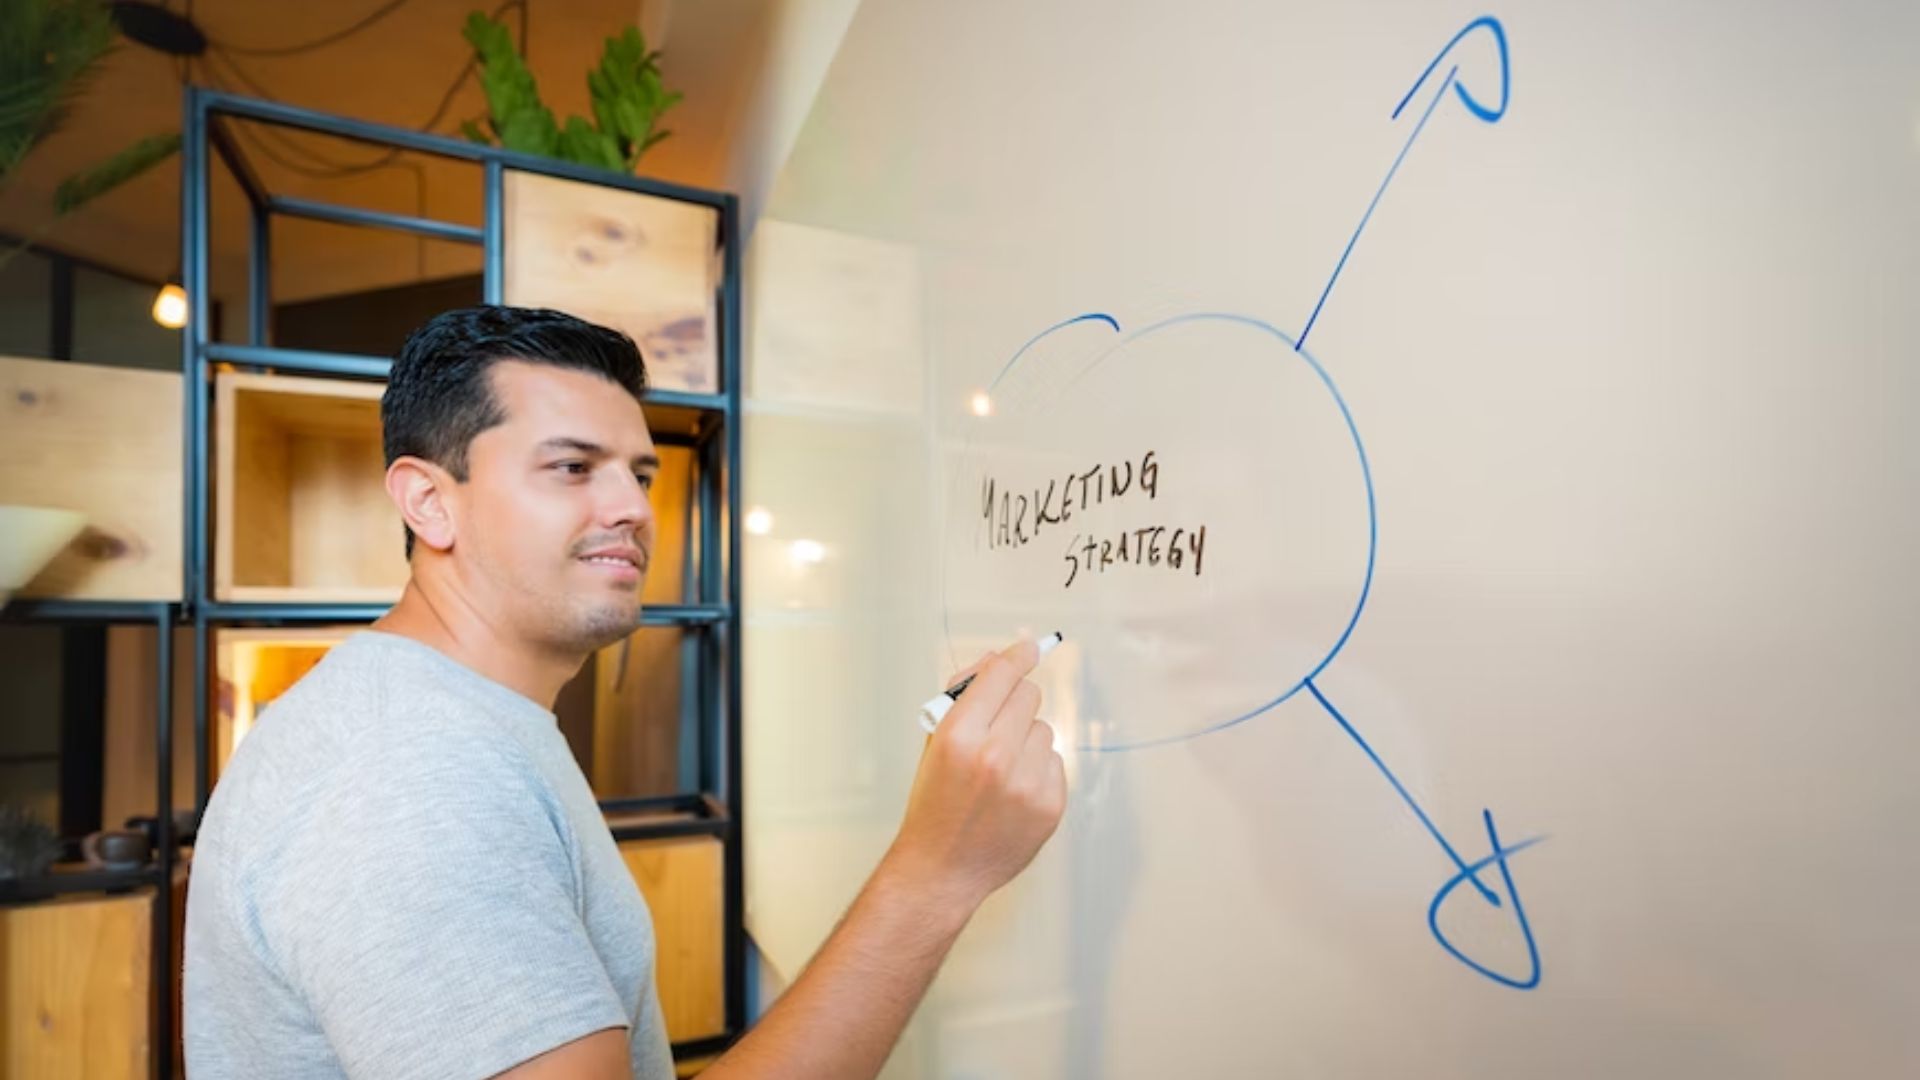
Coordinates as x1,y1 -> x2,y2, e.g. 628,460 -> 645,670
0,0 -> 782,303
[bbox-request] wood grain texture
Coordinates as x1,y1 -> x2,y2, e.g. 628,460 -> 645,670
619,837 -> 725,1043
101,624 -> 196,831
592,628 -> 685,799
642,445 -> 697,608
214,372 -> 406,602
0,891 -> 151,1079
582,443 -> 696,799
0,356 -> 182,600
503,171 -> 720,394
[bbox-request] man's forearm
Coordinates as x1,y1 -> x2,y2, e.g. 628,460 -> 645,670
701,851 -> 974,1080
704,639 -> 1064,1077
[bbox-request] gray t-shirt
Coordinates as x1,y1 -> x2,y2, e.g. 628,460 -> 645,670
184,630 -> 673,1080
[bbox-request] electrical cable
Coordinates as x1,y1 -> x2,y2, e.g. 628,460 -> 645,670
204,0 -> 418,59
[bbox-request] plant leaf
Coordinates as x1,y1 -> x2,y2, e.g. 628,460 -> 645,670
53,131 -> 180,214
557,114 -> 622,170
0,0 -> 117,189
463,10 -> 558,157
584,23 -> 679,169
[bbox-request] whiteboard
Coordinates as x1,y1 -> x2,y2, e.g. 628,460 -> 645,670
740,1 -> 1920,1075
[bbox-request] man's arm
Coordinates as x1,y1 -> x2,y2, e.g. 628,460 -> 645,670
701,637 -> 1067,1080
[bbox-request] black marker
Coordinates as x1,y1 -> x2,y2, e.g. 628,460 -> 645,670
918,631 -> 1064,732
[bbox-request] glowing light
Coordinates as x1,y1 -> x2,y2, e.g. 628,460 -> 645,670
151,283 -> 188,329
970,391 -> 993,417
745,507 -> 774,535
788,538 -> 826,566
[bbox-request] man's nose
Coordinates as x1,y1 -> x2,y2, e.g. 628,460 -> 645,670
601,468 -> 654,530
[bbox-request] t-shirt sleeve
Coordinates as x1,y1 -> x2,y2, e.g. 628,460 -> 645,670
254,726 -> 628,1080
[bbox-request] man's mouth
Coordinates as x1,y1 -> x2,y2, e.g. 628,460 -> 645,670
577,547 -> 646,574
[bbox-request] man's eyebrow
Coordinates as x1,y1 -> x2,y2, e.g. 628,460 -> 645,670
536,436 -> 606,456
536,437 -> 659,469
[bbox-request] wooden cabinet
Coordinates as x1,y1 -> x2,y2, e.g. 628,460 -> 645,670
621,836 -> 726,1043
0,892 -> 151,1079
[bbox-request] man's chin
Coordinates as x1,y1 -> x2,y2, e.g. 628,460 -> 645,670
566,602 -> 645,652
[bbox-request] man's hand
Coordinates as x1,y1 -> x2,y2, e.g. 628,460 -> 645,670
883,638 -> 1069,915
699,636 -> 1068,1080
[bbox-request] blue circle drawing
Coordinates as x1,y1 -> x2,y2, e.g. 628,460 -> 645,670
943,310 -> 1378,754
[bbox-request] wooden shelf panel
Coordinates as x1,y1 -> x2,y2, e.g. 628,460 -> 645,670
0,890 -> 151,1078
0,865 -> 161,905
643,398 -> 724,440
504,170 -> 722,397
1,357 -> 182,601
620,836 -> 725,1045
102,624 -> 197,832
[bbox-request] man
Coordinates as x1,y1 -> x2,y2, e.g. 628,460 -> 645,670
184,306 -> 1066,1079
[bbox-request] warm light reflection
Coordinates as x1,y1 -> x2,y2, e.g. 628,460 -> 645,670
788,538 -> 826,566
151,283 -> 188,329
745,507 -> 774,535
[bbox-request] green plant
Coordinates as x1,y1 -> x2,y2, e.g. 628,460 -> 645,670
54,128 -> 180,212
0,804 -> 63,880
7,5 -> 680,268
0,0 -> 115,186
459,11 -> 680,172
0,0 -> 176,267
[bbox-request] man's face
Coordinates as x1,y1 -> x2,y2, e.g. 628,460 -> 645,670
452,360 -> 659,654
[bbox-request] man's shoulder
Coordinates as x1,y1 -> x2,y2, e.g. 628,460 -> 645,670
202,634 -> 552,859
228,632 -> 526,765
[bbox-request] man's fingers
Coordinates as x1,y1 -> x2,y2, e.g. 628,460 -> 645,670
1018,719 -> 1058,776
1021,718 -> 1056,758
990,680 -> 1042,751
996,636 -> 1040,674
1014,720 -> 1067,804
942,638 -> 1040,737
925,654 -> 993,745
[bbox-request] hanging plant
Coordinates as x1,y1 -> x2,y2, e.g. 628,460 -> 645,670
0,0 -> 179,267
0,0 -> 115,187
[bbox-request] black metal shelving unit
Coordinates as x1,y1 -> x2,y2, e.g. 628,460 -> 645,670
174,86 -> 744,1074
5,81 -> 747,1075
0,598 -> 181,1068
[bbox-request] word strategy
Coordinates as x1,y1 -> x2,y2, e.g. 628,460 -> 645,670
978,450 -> 1210,589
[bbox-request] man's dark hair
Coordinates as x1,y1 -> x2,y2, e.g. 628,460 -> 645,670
383,305 -> 648,556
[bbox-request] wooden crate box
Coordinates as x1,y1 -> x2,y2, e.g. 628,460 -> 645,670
214,372 -> 407,603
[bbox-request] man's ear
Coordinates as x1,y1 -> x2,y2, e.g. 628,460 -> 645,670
386,456 -> 458,553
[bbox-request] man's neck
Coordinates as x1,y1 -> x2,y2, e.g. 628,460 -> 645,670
371,578 -> 582,710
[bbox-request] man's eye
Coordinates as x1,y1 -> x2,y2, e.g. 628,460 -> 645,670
554,461 -> 590,476
635,472 -> 656,491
